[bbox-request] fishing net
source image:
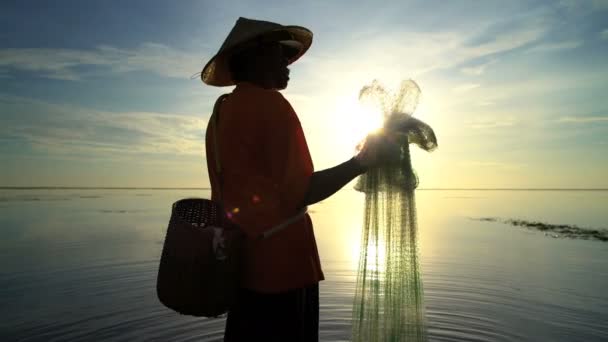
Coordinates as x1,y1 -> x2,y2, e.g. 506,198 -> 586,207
352,80 -> 437,342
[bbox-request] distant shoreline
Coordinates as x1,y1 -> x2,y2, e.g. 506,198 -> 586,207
1,187 -> 607,191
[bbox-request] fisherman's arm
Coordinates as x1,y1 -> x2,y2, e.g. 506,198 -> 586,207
300,134 -> 395,207
300,157 -> 366,206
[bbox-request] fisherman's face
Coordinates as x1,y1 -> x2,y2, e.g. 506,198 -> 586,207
254,43 -> 290,90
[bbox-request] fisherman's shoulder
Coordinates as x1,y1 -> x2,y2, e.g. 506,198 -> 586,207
255,89 -> 295,119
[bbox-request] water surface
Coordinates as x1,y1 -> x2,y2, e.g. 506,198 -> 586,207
1,189 -> 607,341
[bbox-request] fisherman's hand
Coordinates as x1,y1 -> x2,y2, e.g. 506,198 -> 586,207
355,133 -> 401,168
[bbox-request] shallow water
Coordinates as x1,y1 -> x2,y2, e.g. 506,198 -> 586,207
1,189 -> 607,341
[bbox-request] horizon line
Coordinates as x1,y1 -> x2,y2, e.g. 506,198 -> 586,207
1,186 -> 607,191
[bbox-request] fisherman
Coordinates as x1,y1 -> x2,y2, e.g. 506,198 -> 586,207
201,17 -> 394,341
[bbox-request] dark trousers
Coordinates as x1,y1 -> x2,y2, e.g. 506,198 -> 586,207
224,283 -> 319,342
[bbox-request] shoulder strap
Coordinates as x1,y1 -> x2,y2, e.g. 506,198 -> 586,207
209,94 -> 230,202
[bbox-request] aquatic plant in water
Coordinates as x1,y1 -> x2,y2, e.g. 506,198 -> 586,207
471,217 -> 608,242
352,80 -> 437,342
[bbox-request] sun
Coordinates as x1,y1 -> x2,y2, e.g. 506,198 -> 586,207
334,95 -> 384,148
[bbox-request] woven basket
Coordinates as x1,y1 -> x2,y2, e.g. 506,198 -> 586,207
156,198 -> 242,317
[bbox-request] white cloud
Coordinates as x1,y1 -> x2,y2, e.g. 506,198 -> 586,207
461,60 -> 497,76
453,83 -> 481,93
0,43 -> 205,80
466,116 -> 517,129
464,26 -> 545,58
0,94 -> 208,159
293,18 -> 547,94
451,64 -> 608,110
525,40 -> 582,53
557,116 -> 608,123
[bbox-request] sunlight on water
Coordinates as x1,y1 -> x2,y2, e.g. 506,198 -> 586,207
359,240 -> 387,275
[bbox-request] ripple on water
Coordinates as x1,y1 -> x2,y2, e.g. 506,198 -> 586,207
2,252 -> 607,341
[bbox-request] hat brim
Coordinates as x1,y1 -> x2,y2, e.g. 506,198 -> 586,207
201,26 -> 312,87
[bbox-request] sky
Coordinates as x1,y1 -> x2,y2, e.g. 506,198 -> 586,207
1,0 -> 607,188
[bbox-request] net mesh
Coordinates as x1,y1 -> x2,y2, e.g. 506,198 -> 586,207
352,80 -> 437,342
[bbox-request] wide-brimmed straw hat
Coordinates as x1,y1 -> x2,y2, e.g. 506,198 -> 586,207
201,17 -> 313,87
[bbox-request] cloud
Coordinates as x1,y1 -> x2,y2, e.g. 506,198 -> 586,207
525,40 -> 582,53
467,117 -> 517,129
557,116 -> 608,123
293,16 -> 547,94
459,160 -> 524,170
463,26 -> 545,58
463,113 -> 518,130
460,60 -> 497,76
453,83 -> 481,93
0,43 -> 204,80
601,29 -> 608,40
0,94 -> 208,160
559,0 -> 608,11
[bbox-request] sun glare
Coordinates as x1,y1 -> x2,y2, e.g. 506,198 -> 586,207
336,96 -> 384,148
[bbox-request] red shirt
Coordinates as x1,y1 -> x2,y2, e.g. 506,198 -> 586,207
205,82 -> 325,293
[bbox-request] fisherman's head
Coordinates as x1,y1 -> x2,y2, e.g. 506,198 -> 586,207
229,41 -> 291,90
201,18 -> 311,88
